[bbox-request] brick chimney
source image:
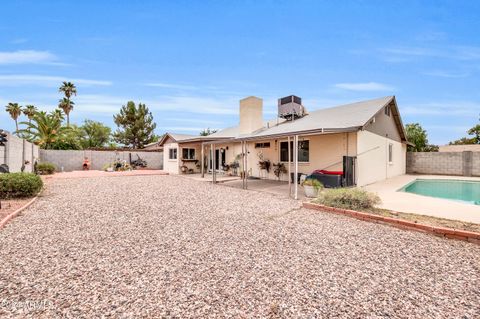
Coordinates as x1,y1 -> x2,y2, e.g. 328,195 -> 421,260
239,96 -> 263,135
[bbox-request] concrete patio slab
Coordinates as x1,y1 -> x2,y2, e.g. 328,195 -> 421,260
364,174 -> 480,224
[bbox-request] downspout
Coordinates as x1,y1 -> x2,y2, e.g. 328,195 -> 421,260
294,135 -> 299,200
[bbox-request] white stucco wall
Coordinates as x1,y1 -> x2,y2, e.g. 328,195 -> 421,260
163,142 -> 180,174
212,132 -> 356,181
356,130 -> 406,186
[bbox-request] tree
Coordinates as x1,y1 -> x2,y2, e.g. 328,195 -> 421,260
58,81 -> 77,126
199,128 -> 218,136
113,101 -> 157,148
405,123 -> 428,152
467,124 -> 480,144
449,116 -> 480,145
5,102 -> 22,133
80,120 -> 111,148
59,81 -> 77,99
19,111 -> 69,149
58,97 -> 74,126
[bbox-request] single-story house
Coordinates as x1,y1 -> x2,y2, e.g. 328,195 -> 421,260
157,95 -> 409,188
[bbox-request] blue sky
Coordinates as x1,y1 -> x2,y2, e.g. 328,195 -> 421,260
1,0 -> 479,145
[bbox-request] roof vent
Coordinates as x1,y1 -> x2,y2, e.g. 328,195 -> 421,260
278,95 -> 306,120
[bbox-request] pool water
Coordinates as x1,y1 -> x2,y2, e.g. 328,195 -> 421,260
402,179 -> 480,205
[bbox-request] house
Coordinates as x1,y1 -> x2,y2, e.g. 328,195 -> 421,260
158,95 -> 409,188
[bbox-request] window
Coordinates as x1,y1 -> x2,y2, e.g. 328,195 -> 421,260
182,148 -> 196,160
255,142 -> 271,149
168,148 -> 177,160
280,140 -> 309,162
388,143 -> 393,163
385,105 -> 391,117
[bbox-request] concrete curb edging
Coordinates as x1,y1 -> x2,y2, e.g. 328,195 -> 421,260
0,196 -> 38,230
303,202 -> 480,245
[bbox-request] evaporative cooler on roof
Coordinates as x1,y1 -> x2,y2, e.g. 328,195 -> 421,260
278,95 -> 306,120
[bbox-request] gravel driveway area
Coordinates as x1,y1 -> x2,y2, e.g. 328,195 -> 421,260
0,175 -> 479,318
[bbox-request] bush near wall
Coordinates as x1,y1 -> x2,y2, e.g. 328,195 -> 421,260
36,162 -> 56,175
316,188 -> 381,210
0,173 -> 43,199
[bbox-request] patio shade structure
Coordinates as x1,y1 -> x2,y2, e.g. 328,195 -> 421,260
201,134 -> 300,199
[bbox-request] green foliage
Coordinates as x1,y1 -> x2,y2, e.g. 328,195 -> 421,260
58,81 -> 77,126
405,123 -> 427,152
80,120 -> 111,148
302,178 -> 323,190
113,101 -> 157,149
0,173 -> 43,199
317,188 -> 381,210
19,111 -> 70,149
405,123 -> 438,152
50,124 -> 83,150
449,116 -> 480,145
199,128 -> 218,136
36,162 -> 56,175
5,102 -> 22,133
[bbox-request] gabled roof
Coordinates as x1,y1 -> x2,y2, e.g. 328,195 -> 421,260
160,96 -> 409,145
209,96 -> 408,142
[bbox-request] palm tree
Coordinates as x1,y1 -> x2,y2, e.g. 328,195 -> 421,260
23,105 -> 37,125
51,108 -> 65,121
19,111 -> 69,149
58,98 -> 74,126
59,82 -> 77,126
59,81 -> 77,99
5,102 -> 22,134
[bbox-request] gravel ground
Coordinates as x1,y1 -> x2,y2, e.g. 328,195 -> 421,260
0,175 -> 479,318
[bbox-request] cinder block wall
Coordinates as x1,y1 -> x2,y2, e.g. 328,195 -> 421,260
0,132 -> 39,173
40,149 -> 163,171
406,151 -> 479,176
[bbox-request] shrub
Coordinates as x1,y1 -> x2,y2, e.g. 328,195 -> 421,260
317,188 -> 381,210
36,162 -> 56,175
0,173 -> 43,199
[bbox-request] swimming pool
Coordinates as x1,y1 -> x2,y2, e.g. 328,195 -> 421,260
401,179 -> 480,205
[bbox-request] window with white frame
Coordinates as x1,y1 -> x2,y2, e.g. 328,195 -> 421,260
182,148 -> 196,160
388,143 -> 393,163
280,140 -> 309,162
168,148 -> 177,160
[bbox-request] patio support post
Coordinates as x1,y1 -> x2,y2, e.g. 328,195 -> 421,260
288,136 -> 291,198
211,143 -> 216,184
245,141 -> 248,190
201,144 -> 204,178
241,141 -> 246,189
294,135 -> 299,200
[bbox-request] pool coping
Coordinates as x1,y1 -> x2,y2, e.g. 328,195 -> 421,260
303,202 -> 480,245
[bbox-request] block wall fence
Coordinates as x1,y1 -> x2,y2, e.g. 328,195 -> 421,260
0,132 -> 39,173
40,149 -> 163,172
406,151 -> 479,177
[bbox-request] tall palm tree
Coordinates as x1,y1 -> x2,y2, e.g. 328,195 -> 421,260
23,105 -> 37,125
19,111 -> 69,149
59,81 -> 77,126
58,98 -> 74,126
59,81 -> 77,99
5,102 -> 22,134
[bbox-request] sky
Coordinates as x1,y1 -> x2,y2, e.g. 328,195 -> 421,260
0,0 -> 479,145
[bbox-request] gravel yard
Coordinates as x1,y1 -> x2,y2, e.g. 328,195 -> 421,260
0,175 -> 479,318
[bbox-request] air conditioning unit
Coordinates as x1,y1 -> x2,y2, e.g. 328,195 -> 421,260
278,95 -> 306,120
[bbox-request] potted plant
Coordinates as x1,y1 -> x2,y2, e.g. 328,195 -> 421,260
302,178 -> 323,198
272,162 -> 287,180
